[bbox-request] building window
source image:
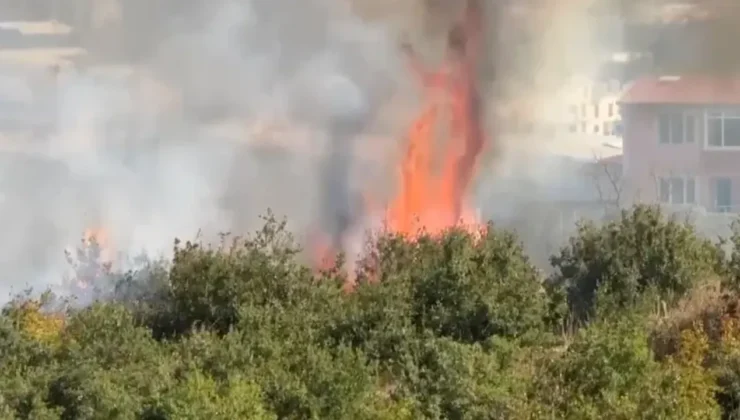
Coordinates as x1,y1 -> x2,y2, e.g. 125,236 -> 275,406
614,121 -> 624,137
712,177 -> 732,212
581,122 -> 586,132
593,104 -> 599,118
580,104 -> 586,118
594,124 -> 600,133
658,112 -> 695,144
608,103 -> 614,117
569,123 -> 576,133
686,114 -> 695,142
659,176 -> 696,205
707,110 -> 740,148
603,121 -> 611,135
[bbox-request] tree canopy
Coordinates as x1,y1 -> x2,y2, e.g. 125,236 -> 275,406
3,205 -> 740,418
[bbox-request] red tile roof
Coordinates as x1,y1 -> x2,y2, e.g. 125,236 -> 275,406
620,75 -> 740,105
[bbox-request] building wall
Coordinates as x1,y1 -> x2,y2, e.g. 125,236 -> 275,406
622,104 -> 740,212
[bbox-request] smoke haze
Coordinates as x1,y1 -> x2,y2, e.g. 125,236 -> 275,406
0,0 -> 630,301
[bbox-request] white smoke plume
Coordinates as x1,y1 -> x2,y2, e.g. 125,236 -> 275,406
0,0 -> 628,301
0,0 -> 418,301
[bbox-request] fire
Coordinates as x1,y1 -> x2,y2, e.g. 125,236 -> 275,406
67,227 -> 113,290
309,229 -> 338,271
386,0 -> 485,236
83,227 -> 112,263
308,0 -> 487,271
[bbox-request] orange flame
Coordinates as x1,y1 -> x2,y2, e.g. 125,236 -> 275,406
66,227 -> 114,291
308,229 -> 338,272
309,1 -> 487,271
83,227 -> 112,262
386,0 -> 485,236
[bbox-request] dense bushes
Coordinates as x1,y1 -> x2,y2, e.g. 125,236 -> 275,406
4,205 -> 740,418
549,206 -> 724,324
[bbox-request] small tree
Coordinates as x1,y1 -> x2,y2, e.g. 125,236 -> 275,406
64,234 -> 114,300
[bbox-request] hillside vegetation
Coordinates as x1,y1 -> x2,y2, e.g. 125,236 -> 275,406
4,205 -> 740,419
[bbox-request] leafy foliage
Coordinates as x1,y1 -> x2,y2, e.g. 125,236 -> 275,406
531,316 -> 719,419
3,206 -> 740,418
550,205 -> 723,323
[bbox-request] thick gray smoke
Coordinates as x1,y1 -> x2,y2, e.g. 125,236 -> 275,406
0,0 -> 416,301
0,0 -> 645,301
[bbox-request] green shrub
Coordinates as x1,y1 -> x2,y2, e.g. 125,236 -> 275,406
171,312 -> 386,419
396,334 -> 532,419
723,218 -> 740,292
160,213 -> 342,337
549,205 -> 722,323
531,316 -> 720,419
2,209 -> 738,418
348,224 -> 546,344
146,371 -> 274,420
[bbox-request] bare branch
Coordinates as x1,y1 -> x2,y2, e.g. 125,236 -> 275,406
590,151 -> 623,214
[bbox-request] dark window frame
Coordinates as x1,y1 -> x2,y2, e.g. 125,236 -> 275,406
658,111 -> 695,144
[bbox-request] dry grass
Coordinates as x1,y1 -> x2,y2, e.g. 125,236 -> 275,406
651,276 -> 737,359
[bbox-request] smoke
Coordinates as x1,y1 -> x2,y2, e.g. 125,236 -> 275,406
0,0 -> 652,301
472,0 -> 625,264
0,0 -> 417,301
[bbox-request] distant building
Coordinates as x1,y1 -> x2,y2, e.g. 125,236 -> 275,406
0,19 -> 86,135
562,75 -> 625,138
620,75 -> 740,213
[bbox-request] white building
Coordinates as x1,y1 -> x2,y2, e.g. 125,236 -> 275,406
0,20 -> 87,136
561,74 -> 624,138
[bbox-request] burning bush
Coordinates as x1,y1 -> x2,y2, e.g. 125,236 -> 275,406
63,230 -> 114,296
